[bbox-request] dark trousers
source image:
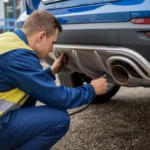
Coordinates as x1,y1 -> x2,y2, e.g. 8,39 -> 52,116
0,98 -> 70,150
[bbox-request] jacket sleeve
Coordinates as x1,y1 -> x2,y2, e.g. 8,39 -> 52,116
4,51 -> 95,109
44,67 -> 56,80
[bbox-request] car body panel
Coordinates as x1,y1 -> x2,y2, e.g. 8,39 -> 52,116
49,0 -> 150,24
18,0 -> 150,24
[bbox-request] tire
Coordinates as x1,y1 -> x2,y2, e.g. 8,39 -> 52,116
92,83 -> 120,103
58,72 -> 120,103
58,72 -> 83,87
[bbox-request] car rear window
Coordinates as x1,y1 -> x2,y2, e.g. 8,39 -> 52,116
42,0 -> 120,9
43,0 -> 63,4
42,0 -> 120,5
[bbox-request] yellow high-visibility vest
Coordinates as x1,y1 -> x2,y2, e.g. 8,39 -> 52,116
0,31 -> 33,117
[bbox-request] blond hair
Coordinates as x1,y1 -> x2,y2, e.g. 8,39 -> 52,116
22,10 -> 62,37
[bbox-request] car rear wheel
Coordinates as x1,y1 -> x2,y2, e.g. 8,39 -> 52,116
58,72 -> 120,103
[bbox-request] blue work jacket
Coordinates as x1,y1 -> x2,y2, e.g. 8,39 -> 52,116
0,29 -> 95,113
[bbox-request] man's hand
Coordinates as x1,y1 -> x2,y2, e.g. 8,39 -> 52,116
51,53 -> 68,75
90,77 -> 108,95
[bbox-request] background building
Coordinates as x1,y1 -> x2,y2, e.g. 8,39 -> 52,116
0,0 -> 20,33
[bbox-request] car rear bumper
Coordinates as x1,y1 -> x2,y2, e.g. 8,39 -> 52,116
53,44 -> 150,87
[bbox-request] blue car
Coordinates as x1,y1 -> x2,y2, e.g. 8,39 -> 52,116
16,0 -> 150,103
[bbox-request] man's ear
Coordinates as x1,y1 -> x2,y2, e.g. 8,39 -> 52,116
37,31 -> 46,43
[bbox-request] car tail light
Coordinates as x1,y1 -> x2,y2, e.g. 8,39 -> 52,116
131,18 -> 150,24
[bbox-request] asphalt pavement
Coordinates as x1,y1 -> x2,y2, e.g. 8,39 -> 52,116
51,86 -> 150,150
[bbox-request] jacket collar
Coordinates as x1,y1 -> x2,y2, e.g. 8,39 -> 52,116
13,29 -> 28,45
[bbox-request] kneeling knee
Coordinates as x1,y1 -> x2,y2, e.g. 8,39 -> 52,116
58,110 -> 70,134
43,107 -> 70,135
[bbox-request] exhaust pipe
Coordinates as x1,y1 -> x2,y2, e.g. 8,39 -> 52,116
107,56 -> 150,86
111,65 -> 130,85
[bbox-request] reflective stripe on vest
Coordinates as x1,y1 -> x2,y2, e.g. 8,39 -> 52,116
0,88 -> 29,117
0,31 -> 33,117
0,99 -> 20,117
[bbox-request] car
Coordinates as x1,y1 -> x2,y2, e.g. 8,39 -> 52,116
16,0 -> 150,103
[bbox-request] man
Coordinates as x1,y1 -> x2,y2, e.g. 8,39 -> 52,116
0,10 -> 107,150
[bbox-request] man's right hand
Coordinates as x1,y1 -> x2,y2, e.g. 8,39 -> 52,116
90,77 -> 108,95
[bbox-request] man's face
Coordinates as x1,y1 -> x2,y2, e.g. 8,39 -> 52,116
35,29 -> 59,59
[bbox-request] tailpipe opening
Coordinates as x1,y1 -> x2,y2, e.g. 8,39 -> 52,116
112,65 -> 129,85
